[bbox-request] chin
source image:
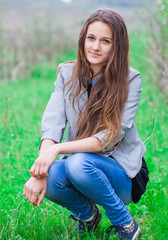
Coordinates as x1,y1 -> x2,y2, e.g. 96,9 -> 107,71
88,58 -> 102,65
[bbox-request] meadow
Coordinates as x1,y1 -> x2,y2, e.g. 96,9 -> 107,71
0,28 -> 168,240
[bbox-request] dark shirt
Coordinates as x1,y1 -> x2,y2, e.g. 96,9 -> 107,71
131,157 -> 149,203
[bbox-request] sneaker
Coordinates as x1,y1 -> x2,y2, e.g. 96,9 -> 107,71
106,218 -> 142,240
69,204 -> 102,233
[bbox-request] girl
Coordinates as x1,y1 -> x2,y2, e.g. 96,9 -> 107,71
24,9 -> 149,240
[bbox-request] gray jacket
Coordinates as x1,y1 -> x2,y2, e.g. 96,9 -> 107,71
41,62 -> 146,178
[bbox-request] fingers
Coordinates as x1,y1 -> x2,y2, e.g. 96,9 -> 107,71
23,183 -> 31,204
39,165 -> 49,178
34,164 -> 40,176
30,164 -> 36,176
37,189 -> 46,207
24,183 -> 38,206
30,161 -> 49,179
33,164 -> 40,178
30,190 -> 39,206
23,177 -> 47,208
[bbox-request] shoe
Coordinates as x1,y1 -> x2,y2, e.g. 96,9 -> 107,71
69,204 -> 102,233
106,218 -> 142,240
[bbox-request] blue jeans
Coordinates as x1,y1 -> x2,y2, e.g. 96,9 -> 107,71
45,153 -> 133,226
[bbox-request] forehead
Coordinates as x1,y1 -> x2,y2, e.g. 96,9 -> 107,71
87,21 -> 112,38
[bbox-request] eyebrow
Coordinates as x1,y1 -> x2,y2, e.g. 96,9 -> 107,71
87,33 -> 112,40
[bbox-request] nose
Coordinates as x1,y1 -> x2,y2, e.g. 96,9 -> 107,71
92,40 -> 100,51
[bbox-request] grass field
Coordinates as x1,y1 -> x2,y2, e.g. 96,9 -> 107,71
0,30 -> 168,239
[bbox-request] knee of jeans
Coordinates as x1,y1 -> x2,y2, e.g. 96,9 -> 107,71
65,152 -> 92,183
45,161 -> 66,199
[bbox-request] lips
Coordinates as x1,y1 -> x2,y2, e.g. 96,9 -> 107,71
90,52 -> 101,57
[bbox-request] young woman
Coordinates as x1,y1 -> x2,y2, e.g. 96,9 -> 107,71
23,9 -> 149,240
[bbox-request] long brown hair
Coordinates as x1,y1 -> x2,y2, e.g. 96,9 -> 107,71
64,9 -> 129,150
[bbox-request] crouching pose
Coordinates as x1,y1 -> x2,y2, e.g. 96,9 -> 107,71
24,9 -> 149,240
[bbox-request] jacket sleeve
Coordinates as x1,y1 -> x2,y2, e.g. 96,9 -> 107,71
93,69 -> 142,151
41,67 -> 67,143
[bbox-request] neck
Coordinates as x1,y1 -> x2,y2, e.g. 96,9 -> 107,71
92,69 -> 102,79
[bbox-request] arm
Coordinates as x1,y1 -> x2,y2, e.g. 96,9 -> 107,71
24,137 -> 101,207
24,65 -> 68,207
53,136 -> 102,154
41,66 -> 67,144
30,136 -> 102,179
39,139 -> 56,154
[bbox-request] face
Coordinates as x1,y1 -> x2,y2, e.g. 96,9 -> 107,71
84,21 -> 113,75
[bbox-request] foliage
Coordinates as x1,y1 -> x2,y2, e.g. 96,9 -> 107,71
148,0 -> 168,93
0,16 -> 76,82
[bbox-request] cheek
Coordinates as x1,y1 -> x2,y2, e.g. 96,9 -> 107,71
103,46 -> 111,57
84,40 -> 90,52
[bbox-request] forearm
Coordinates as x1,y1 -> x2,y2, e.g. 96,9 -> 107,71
40,139 -> 57,155
30,137 -> 102,179
51,137 -> 102,156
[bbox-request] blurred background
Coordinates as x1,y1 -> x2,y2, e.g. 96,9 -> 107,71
0,0 -> 167,89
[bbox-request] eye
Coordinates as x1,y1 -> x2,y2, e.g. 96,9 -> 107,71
103,39 -> 110,44
87,36 -> 95,40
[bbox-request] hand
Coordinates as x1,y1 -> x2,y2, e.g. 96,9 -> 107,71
30,145 -> 58,179
23,177 -> 47,207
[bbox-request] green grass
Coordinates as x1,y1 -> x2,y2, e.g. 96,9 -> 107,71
0,32 -> 168,239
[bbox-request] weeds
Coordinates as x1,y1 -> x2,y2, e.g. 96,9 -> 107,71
148,0 -> 168,93
0,14 -> 75,82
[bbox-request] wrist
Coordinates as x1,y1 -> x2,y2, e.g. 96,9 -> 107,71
50,143 -> 61,157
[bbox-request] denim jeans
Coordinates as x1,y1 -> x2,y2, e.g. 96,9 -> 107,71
45,152 -> 133,226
